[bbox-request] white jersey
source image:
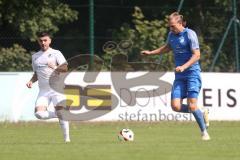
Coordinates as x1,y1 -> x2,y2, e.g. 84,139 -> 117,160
32,47 -> 67,90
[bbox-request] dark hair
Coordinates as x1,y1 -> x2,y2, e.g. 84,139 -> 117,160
37,32 -> 51,38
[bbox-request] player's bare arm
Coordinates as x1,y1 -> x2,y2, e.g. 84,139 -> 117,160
56,64 -> 68,72
175,49 -> 200,72
141,44 -> 171,55
26,72 -> 38,88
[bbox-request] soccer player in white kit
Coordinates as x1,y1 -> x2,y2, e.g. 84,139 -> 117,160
26,32 -> 70,143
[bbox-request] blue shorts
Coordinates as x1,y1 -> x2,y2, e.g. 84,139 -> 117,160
171,76 -> 202,99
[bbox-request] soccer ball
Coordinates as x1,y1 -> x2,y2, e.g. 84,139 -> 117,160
118,128 -> 134,141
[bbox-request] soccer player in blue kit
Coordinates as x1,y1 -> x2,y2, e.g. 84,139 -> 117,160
141,12 -> 210,140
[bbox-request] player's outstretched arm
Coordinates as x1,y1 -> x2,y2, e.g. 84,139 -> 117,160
26,72 -> 38,88
141,44 -> 171,55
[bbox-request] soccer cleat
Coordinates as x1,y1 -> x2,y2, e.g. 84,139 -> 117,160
64,138 -> 71,143
203,108 -> 210,128
64,135 -> 71,143
201,131 -> 211,141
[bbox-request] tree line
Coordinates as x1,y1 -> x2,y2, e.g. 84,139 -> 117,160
0,0 -> 239,72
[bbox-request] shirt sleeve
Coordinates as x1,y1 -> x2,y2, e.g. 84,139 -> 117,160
32,56 -> 36,72
56,51 -> 67,65
187,30 -> 200,50
166,32 -> 171,45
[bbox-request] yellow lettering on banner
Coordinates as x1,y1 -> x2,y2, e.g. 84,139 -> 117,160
87,99 -> 112,107
87,89 -> 111,96
64,89 -> 80,107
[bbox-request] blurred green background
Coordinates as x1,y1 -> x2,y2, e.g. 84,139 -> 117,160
0,0 -> 239,72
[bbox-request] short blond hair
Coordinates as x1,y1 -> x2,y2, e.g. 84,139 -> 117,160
168,12 -> 186,27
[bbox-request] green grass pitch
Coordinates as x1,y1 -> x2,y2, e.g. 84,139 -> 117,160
0,121 -> 239,160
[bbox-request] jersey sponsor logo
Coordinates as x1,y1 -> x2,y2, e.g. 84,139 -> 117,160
179,36 -> 185,45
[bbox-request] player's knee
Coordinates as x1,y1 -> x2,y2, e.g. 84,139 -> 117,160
171,102 -> 181,112
188,103 -> 197,111
171,106 -> 181,112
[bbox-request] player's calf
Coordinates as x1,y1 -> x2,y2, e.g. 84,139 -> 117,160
55,106 -> 71,143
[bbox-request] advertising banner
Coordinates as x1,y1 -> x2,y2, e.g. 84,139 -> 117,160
0,72 -> 239,121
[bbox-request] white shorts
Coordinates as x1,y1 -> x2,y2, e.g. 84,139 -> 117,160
35,89 -> 66,107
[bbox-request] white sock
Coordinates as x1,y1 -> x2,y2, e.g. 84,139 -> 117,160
35,111 -> 57,119
202,129 -> 208,135
59,119 -> 70,142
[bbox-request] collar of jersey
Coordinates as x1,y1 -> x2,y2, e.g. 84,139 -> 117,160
41,47 -> 52,54
177,27 -> 187,36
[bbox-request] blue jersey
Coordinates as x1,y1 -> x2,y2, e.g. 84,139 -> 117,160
167,28 -> 201,78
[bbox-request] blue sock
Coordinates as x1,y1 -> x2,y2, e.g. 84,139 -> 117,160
192,109 -> 206,132
179,104 -> 190,113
